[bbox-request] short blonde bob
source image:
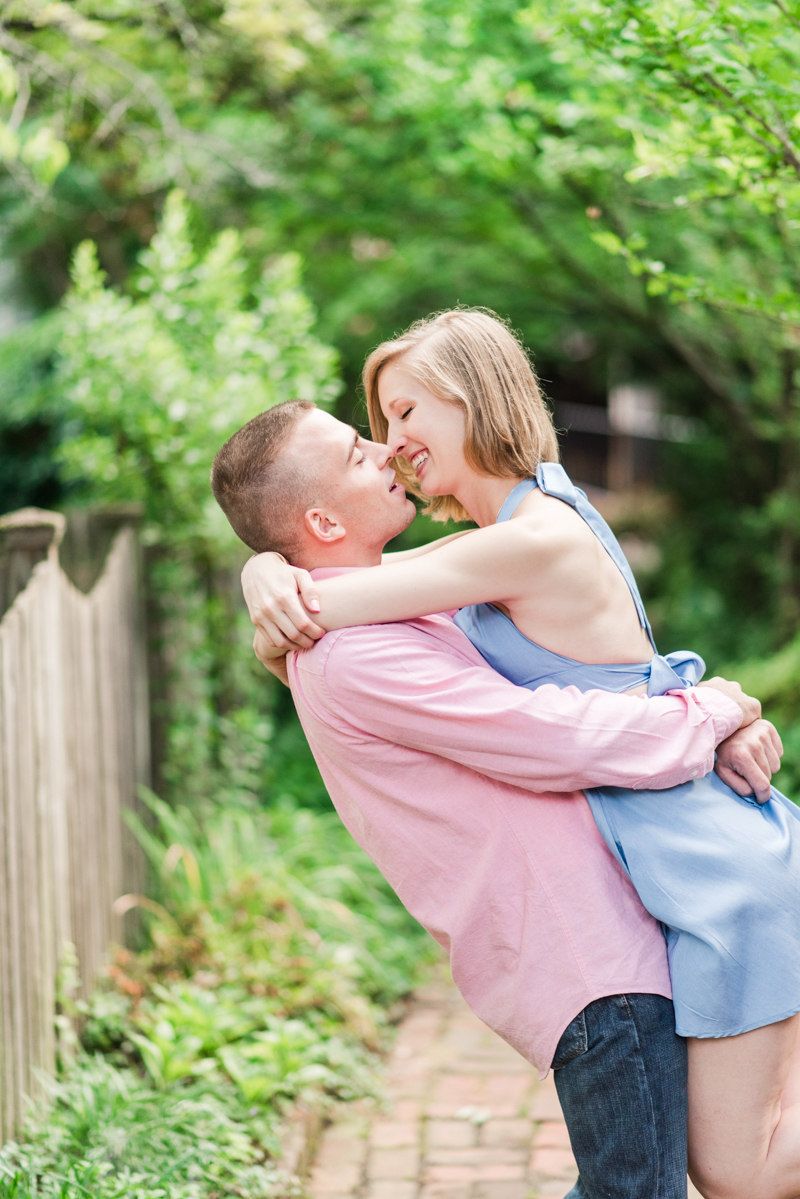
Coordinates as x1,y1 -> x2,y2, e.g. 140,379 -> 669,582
363,308 -> 560,523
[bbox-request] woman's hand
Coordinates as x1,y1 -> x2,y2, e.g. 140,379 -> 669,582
715,719 -> 784,803
253,629 -> 291,687
241,552 -> 325,650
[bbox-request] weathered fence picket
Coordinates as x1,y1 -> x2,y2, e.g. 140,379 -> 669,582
0,508 -> 148,1140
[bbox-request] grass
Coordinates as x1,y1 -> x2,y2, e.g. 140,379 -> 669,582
0,791 -> 438,1198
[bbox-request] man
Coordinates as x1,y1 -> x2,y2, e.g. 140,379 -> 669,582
211,400 -> 773,1199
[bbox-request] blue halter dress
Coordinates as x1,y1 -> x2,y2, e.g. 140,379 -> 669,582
455,463 -> 800,1039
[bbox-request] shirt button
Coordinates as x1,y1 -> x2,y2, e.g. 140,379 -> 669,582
691,770 -> 699,778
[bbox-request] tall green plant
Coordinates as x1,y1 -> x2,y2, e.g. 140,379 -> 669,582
56,188 -> 341,800
7,0 -> 800,684
58,187 -> 339,538
536,0 -> 800,625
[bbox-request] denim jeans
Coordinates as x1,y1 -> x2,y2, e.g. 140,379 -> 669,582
552,993 -> 688,1199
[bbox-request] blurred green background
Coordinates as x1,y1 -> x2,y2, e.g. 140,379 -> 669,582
2,0 -> 800,804
5,3 -> 800,1189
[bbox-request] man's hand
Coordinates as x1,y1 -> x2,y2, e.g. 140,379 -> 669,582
697,676 -> 761,728
241,552 -> 324,650
715,719 -> 783,803
253,629 -> 290,687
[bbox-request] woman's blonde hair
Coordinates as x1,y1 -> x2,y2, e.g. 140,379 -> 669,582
363,308 -> 559,523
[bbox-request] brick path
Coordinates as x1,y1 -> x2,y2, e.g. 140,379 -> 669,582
309,979 -> 702,1199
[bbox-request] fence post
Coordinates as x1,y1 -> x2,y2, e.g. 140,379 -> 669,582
0,509 -> 70,1141
0,506 -> 148,1138
0,508 -> 66,617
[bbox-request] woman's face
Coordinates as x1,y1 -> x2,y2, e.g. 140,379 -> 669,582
378,359 -> 469,498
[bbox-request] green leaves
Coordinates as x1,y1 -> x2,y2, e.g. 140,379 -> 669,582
19,126 -> 70,185
0,50 -> 69,188
554,0 -> 800,196
218,1022 -> 349,1104
94,791 -> 436,1117
58,189 -> 341,545
0,1056 -> 294,1199
0,795 -> 434,1196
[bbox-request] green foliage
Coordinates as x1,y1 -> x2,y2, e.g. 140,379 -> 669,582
45,186 -> 341,801
0,797 -> 436,1197
0,0 -> 305,305
0,1058 -> 300,1199
723,634 -> 800,798
5,0 -> 800,665
58,188 -> 340,541
526,0 -> 800,629
0,315 -> 64,513
117,791 -> 436,1017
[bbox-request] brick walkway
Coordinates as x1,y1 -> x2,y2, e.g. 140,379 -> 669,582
309,979 -> 702,1199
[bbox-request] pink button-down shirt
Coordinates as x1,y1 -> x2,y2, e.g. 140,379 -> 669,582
287,571 -> 741,1074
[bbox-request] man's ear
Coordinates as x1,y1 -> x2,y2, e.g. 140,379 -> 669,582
304,507 -> 346,545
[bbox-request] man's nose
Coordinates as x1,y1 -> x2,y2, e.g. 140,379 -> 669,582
365,439 -> 395,469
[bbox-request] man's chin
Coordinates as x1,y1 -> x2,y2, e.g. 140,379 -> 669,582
400,498 -> 417,530
383,499 -> 417,542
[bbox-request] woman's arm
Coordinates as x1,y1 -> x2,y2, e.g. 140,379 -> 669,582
243,523 -> 540,647
241,532 -> 489,652
381,528 -> 474,563
243,531 -> 478,649
242,554 -> 326,650
253,629 -> 290,687
310,519 -> 550,631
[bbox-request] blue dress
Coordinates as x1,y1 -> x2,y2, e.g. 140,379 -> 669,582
455,463 -> 800,1039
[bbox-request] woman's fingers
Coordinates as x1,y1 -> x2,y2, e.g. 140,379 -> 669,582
255,583 -> 325,646
252,609 -> 310,650
293,568 -> 321,615
250,585 -> 323,647
254,628 -> 286,662
241,554 -> 325,643
242,552 -> 287,622
258,616 -> 296,650
253,629 -> 269,663
263,606 -> 318,650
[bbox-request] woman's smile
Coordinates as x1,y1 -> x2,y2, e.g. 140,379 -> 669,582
410,448 -> 429,476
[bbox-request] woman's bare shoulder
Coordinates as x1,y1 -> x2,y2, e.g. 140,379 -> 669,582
508,489 -> 594,554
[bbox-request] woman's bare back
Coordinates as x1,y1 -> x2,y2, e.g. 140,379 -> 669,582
499,488 -> 654,670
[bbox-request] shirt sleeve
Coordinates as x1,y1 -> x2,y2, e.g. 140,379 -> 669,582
315,625 -> 742,794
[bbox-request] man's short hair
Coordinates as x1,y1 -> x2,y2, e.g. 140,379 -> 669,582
211,400 -> 316,558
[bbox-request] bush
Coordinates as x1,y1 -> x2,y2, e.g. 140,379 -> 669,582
0,796 -> 437,1197
724,637 -> 800,801
0,1058 -> 301,1199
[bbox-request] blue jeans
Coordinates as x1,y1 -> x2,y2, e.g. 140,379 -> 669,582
552,993 -> 688,1199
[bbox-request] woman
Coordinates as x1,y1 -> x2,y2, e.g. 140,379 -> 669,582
243,309 -> 800,1199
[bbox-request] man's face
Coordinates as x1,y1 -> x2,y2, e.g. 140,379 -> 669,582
288,408 -> 416,554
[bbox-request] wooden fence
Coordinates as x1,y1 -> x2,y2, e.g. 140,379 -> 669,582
0,507 -> 148,1140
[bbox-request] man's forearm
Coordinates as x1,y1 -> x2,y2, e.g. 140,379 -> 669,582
323,630 -> 744,794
